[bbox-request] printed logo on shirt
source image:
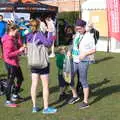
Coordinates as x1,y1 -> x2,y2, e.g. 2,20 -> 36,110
72,49 -> 80,55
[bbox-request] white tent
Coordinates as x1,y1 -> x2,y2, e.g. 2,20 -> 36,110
82,0 -> 106,10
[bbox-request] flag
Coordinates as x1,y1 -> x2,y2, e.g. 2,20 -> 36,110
106,0 -> 120,40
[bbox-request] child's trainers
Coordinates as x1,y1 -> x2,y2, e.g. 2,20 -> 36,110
11,94 -> 24,102
32,107 -> 40,113
5,101 -> 18,108
42,107 -> 57,114
68,97 -> 80,104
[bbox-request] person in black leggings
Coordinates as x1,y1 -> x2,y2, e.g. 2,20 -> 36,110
5,63 -> 24,102
2,24 -> 25,107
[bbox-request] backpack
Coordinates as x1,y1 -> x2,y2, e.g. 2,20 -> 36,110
0,78 -> 15,96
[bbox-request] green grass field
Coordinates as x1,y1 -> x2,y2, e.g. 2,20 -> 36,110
0,52 -> 120,120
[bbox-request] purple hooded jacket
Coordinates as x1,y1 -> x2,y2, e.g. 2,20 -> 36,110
26,31 -> 53,47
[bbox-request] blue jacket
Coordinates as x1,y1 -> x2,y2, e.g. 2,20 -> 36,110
0,21 -> 7,37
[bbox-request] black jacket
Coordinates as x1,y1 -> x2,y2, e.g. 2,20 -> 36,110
90,28 -> 99,45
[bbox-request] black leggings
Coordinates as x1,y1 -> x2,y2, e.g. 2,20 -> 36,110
5,63 -> 24,101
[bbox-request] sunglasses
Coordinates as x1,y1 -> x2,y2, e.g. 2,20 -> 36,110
75,26 -> 83,30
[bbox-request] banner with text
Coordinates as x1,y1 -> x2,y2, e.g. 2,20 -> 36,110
106,0 -> 120,40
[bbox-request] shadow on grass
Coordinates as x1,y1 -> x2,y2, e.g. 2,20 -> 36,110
90,78 -> 110,90
49,93 -> 72,109
90,83 -> 120,105
95,56 -> 114,64
19,85 -> 59,103
19,85 -> 72,109
49,79 -> 112,108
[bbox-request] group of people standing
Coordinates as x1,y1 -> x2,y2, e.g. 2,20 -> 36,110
0,13 -> 99,114
56,19 -> 99,109
0,14 -> 57,114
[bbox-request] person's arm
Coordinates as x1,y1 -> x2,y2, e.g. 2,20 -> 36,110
26,31 -> 53,47
79,49 -> 96,61
95,30 -> 100,40
79,34 -> 96,60
38,32 -> 53,47
17,33 -> 23,48
26,33 -> 33,43
84,49 -> 96,56
5,41 -> 24,58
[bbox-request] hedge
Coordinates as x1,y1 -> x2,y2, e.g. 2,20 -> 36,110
58,11 -> 81,25
56,11 -> 81,45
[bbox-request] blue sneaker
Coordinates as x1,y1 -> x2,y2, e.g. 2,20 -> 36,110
42,107 -> 57,114
32,107 -> 40,113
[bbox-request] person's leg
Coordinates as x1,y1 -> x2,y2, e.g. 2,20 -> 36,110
59,87 -> 66,95
39,63 -> 57,114
76,70 -> 83,96
68,62 -> 80,104
49,41 -> 55,58
83,87 -> 89,103
70,62 -> 78,98
5,64 -> 15,101
14,67 -> 24,94
11,67 -> 24,101
40,74 -> 49,109
58,74 -> 67,100
5,64 -> 17,107
59,74 -> 68,93
0,81 -> 4,95
70,87 -> 78,98
78,62 -> 89,108
76,70 -> 80,91
31,73 -> 39,108
40,74 -> 57,114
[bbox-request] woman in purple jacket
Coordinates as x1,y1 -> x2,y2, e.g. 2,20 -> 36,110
26,19 -> 57,114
